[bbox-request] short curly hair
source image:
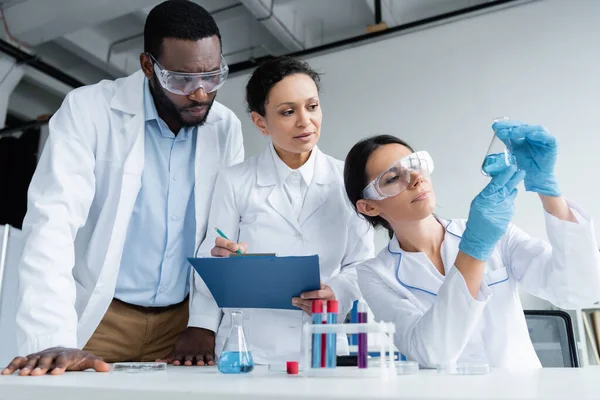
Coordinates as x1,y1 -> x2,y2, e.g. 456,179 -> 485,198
245,56 -> 321,116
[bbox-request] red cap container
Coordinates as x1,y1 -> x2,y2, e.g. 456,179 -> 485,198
327,299 -> 338,313
312,299 -> 323,314
286,361 -> 299,375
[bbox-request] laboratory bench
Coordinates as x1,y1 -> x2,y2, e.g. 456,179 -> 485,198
1,365 -> 600,400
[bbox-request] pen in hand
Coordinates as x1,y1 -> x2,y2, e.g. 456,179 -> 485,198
215,227 -> 243,254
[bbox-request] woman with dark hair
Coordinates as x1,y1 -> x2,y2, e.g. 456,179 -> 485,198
343,126 -> 600,369
191,56 -> 374,365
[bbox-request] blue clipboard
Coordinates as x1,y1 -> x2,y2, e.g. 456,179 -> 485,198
188,255 -> 321,310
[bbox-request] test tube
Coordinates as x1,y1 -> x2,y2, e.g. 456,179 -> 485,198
321,301 -> 327,368
326,300 -> 338,368
357,300 -> 368,369
311,300 -> 323,369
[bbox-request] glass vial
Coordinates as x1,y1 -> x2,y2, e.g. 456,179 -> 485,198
481,117 -> 516,177
218,311 -> 254,374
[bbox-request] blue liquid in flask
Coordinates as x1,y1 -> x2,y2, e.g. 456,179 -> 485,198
218,351 -> 254,374
218,311 -> 254,374
481,152 -> 515,177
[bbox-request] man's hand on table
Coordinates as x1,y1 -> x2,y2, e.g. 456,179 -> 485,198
2,347 -> 110,376
157,327 -> 216,366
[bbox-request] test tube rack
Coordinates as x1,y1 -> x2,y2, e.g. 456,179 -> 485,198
302,321 -> 397,380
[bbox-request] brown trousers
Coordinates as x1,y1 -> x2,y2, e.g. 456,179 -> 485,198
83,298 -> 188,363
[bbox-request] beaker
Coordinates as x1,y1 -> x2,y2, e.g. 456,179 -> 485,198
218,310 -> 254,374
481,117 -> 516,177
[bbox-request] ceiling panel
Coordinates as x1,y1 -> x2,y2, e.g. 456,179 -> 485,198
0,0 -> 516,124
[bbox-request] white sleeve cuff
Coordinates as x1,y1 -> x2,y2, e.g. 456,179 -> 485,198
328,276 -> 359,318
444,267 -> 492,307
18,332 -> 78,356
188,314 -> 222,333
544,198 -> 593,229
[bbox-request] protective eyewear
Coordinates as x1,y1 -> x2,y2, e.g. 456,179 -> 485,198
148,53 -> 229,95
362,151 -> 434,200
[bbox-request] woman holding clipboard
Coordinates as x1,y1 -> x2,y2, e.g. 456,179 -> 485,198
188,57 -> 374,365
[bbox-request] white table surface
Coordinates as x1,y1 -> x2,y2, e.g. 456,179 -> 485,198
1,365 -> 599,400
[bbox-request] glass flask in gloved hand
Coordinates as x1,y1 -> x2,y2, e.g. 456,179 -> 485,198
481,117 -> 517,177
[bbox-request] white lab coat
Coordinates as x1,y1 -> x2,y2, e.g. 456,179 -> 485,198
189,145 -> 374,365
15,70 -> 244,356
358,201 -> 600,369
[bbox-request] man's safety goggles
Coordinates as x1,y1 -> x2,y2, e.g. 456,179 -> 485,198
362,151 -> 434,200
148,53 -> 229,95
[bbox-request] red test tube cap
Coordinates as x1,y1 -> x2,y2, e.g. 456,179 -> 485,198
327,299 -> 338,313
312,299 -> 323,314
286,361 -> 299,375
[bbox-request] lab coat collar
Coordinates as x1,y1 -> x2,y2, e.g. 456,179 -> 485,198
110,70 -> 145,115
388,217 -> 463,297
269,143 -> 316,188
312,147 -> 337,185
204,106 -> 224,124
298,147 -> 337,225
257,145 -> 279,187
438,217 -> 464,240
258,145 -> 301,232
388,236 -> 443,297
386,217 -> 462,253
258,144 -> 336,187
257,144 -> 338,232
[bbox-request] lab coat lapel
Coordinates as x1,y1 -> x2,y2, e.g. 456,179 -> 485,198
438,218 -> 463,276
392,219 -> 466,296
109,70 -> 146,226
389,237 -> 444,296
109,70 -> 146,117
268,185 -> 303,233
193,121 -> 221,254
110,71 -> 146,177
257,146 -> 302,233
94,113 -> 144,290
298,149 -> 335,226
437,219 -> 507,286
109,70 -> 146,176
80,71 -> 146,342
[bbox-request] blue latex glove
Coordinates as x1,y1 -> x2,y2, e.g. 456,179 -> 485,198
492,120 -> 560,197
459,165 -> 526,261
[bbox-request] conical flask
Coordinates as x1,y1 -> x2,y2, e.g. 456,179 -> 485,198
218,310 -> 254,374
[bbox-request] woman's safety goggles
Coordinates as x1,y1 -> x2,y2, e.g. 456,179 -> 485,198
148,53 -> 229,95
362,151 -> 434,200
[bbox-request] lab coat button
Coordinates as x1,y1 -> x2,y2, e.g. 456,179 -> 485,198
171,215 -> 178,221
